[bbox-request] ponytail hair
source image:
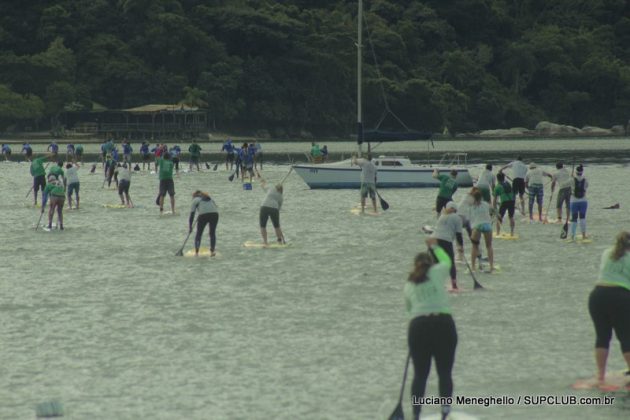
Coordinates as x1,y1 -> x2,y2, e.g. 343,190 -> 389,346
192,190 -> 210,200
408,252 -> 435,284
611,231 -> 630,261
471,187 -> 482,204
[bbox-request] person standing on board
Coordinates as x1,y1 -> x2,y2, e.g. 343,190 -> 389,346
47,141 -> 59,159
469,188 -> 494,273
569,165 -> 589,241
189,190 -> 219,256
75,144 -> 84,163
500,156 -> 528,215
2,144 -> 11,161
352,153 -> 378,213
188,140 -> 202,172
122,139 -> 133,167
254,140 -> 263,170
259,179 -> 285,246
475,164 -> 495,203
588,231 -> 630,384
117,163 -> 133,207
157,152 -> 176,214
405,237 -> 457,420
42,174 -> 65,230
65,162 -> 81,209
493,172 -> 516,237
551,161 -> 572,224
30,154 -> 49,206
140,141 -> 151,170
22,143 -> 33,161
66,143 -> 75,162
432,169 -> 458,217
170,144 -> 182,174
524,162 -> 551,223
221,139 -> 235,170
432,202 -> 464,291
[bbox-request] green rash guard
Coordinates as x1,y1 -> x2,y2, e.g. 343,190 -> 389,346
437,174 -> 457,199
493,182 -> 514,204
44,182 -> 65,197
597,248 -> 630,291
404,246 -> 452,318
30,157 -> 47,177
49,166 -> 64,179
158,158 -> 174,180
188,144 -> 201,157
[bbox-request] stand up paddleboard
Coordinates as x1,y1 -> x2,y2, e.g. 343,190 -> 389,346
102,203 -> 128,209
565,237 -> 593,244
493,233 -> 519,240
572,370 -> 629,391
350,207 -> 380,216
422,225 -> 434,234
243,241 -> 291,249
159,211 -> 178,217
184,247 -> 220,258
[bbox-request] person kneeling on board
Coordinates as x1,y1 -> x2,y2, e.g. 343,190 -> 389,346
432,201 -> 464,291
588,231 -> 630,383
405,237 -> 457,420
189,191 -> 219,256
259,179 -> 285,246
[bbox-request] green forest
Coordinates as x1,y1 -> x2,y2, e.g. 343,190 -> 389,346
1,0 -> 630,136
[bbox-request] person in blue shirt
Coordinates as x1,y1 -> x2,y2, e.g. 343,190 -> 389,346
252,140 -> 263,170
321,145 -> 329,162
122,139 -> 133,166
47,141 -> 59,158
140,142 -> 150,170
170,145 -> 182,173
221,139 -> 235,170
234,145 -> 244,177
65,143 -> 75,162
241,143 -> 255,182
22,143 -> 33,161
1,144 -> 11,161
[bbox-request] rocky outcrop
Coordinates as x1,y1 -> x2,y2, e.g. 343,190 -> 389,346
478,127 -> 533,137
535,121 -> 581,135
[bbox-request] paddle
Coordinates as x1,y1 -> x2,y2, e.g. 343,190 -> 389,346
388,353 -> 410,420
175,219 -> 197,256
543,189 -> 553,223
213,163 -> 218,171
279,166 -> 293,185
34,208 -> 45,231
205,162 -> 210,169
228,170 -> 237,182
462,253 -> 484,289
561,158 -> 575,239
377,190 -> 390,211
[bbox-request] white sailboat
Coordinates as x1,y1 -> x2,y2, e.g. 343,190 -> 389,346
293,0 -> 473,189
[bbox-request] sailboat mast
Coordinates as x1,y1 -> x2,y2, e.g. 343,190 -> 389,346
357,0 -> 364,156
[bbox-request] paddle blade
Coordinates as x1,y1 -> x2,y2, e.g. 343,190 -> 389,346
560,223 -> 568,239
213,163 -> 218,171
228,172 -> 235,182
377,192 -> 390,211
175,249 -> 183,256
388,402 -> 404,420
205,162 -> 210,169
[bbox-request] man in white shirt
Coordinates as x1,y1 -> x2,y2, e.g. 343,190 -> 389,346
352,153 -> 378,213
500,156 -> 528,215
551,161 -> 572,224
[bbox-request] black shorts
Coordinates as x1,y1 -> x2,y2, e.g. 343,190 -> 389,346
512,178 -> 525,197
159,179 -> 175,197
33,174 -> 46,192
190,155 -> 199,163
436,196 -> 451,214
589,285 -> 630,352
499,200 -> 515,219
25,150 -> 33,158
118,180 -> 130,195
142,153 -> 151,162
259,206 -> 280,228
226,153 -> 235,162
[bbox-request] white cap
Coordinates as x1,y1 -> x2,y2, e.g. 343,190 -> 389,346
529,162 -> 537,169
446,201 -> 457,211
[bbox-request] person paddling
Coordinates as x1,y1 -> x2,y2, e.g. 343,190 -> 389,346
524,162 -> 552,223
432,169 -> 458,217
469,189 -> 494,273
158,152 -> 176,214
189,190 -> 219,256
30,154 -> 49,206
588,231 -> 630,384
569,164 -> 589,241
432,202 -> 464,291
493,172 -> 516,237
405,237 -> 457,420
475,164 -> 495,203
65,162 -> 80,209
42,174 -> 65,230
117,163 -> 133,207
551,161 -> 572,225
352,153 -> 378,213
259,179 -> 285,246
500,156 -> 528,215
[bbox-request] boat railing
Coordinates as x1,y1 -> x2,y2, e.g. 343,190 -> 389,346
437,153 -> 468,167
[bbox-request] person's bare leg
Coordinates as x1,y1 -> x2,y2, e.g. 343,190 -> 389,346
484,231 -> 494,271
170,195 -> 175,213
274,227 -> 285,243
159,195 -> 164,212
595,348 -> 609,382
57,204 -> 63,229
371,197 -> 377,213
261,228 -> 268,245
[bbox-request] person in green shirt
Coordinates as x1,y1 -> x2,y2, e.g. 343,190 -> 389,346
75,144 -> 84,163
405,238 -> 457,420
48,161 -> 65,183
158,152 -> 176,213
432,169 -> 458,217
42,175 -> 66,230
188,140 -> 202,172
588,231 -> 630,384
492,172 -> 516,236
30,155 -> 49,206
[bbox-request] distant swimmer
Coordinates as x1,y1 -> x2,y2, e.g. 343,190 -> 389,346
221,138 -> 235,170
188,139 -> 202,172
157,152 -> 176,214
117,163 -> 133,207
500,156 -> 528,215
189,190 -> 219,256
432,169 -> 458,217
405,237 -> 457,420
30,154 -> 49,206
259,179 -> 285,245
551,161 -> 572,224
352,153 -> 378,213
21,143 -> 33,161
588,231 -> 630,383
469,188 -> 494,273
65,162 -> 80,209
42,174 -> 65,230
493,172 -> 515,236
2,144 -> 11,161
524,162 -> 551,223
475,164 -> 496,203
432,202 -> 464,290
569,165 -> 589,241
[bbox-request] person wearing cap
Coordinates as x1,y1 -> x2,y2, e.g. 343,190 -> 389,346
475,164 -> 496,203
432,201 -> 464,290
65,162 -> 80,209
352,153 -> 378,213
550,161 -> 572,225
500,156 -> 528,215
21,143 -> 33,161
432,169 -> 458,217
42,174 -> 66,230
259,179 -> 285,245
493,172 -> 516,236
524,162 -> 552,223
569,164 -> 589,241
189,190 -> 220,256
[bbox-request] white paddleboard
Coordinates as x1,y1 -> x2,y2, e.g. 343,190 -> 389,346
350,207 -> 380,216
184,247 -> 220,257
243,241 -> 291,249
493,233 -> 519,240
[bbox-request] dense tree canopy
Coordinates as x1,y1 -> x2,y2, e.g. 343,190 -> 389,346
1,0 -> 630,135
